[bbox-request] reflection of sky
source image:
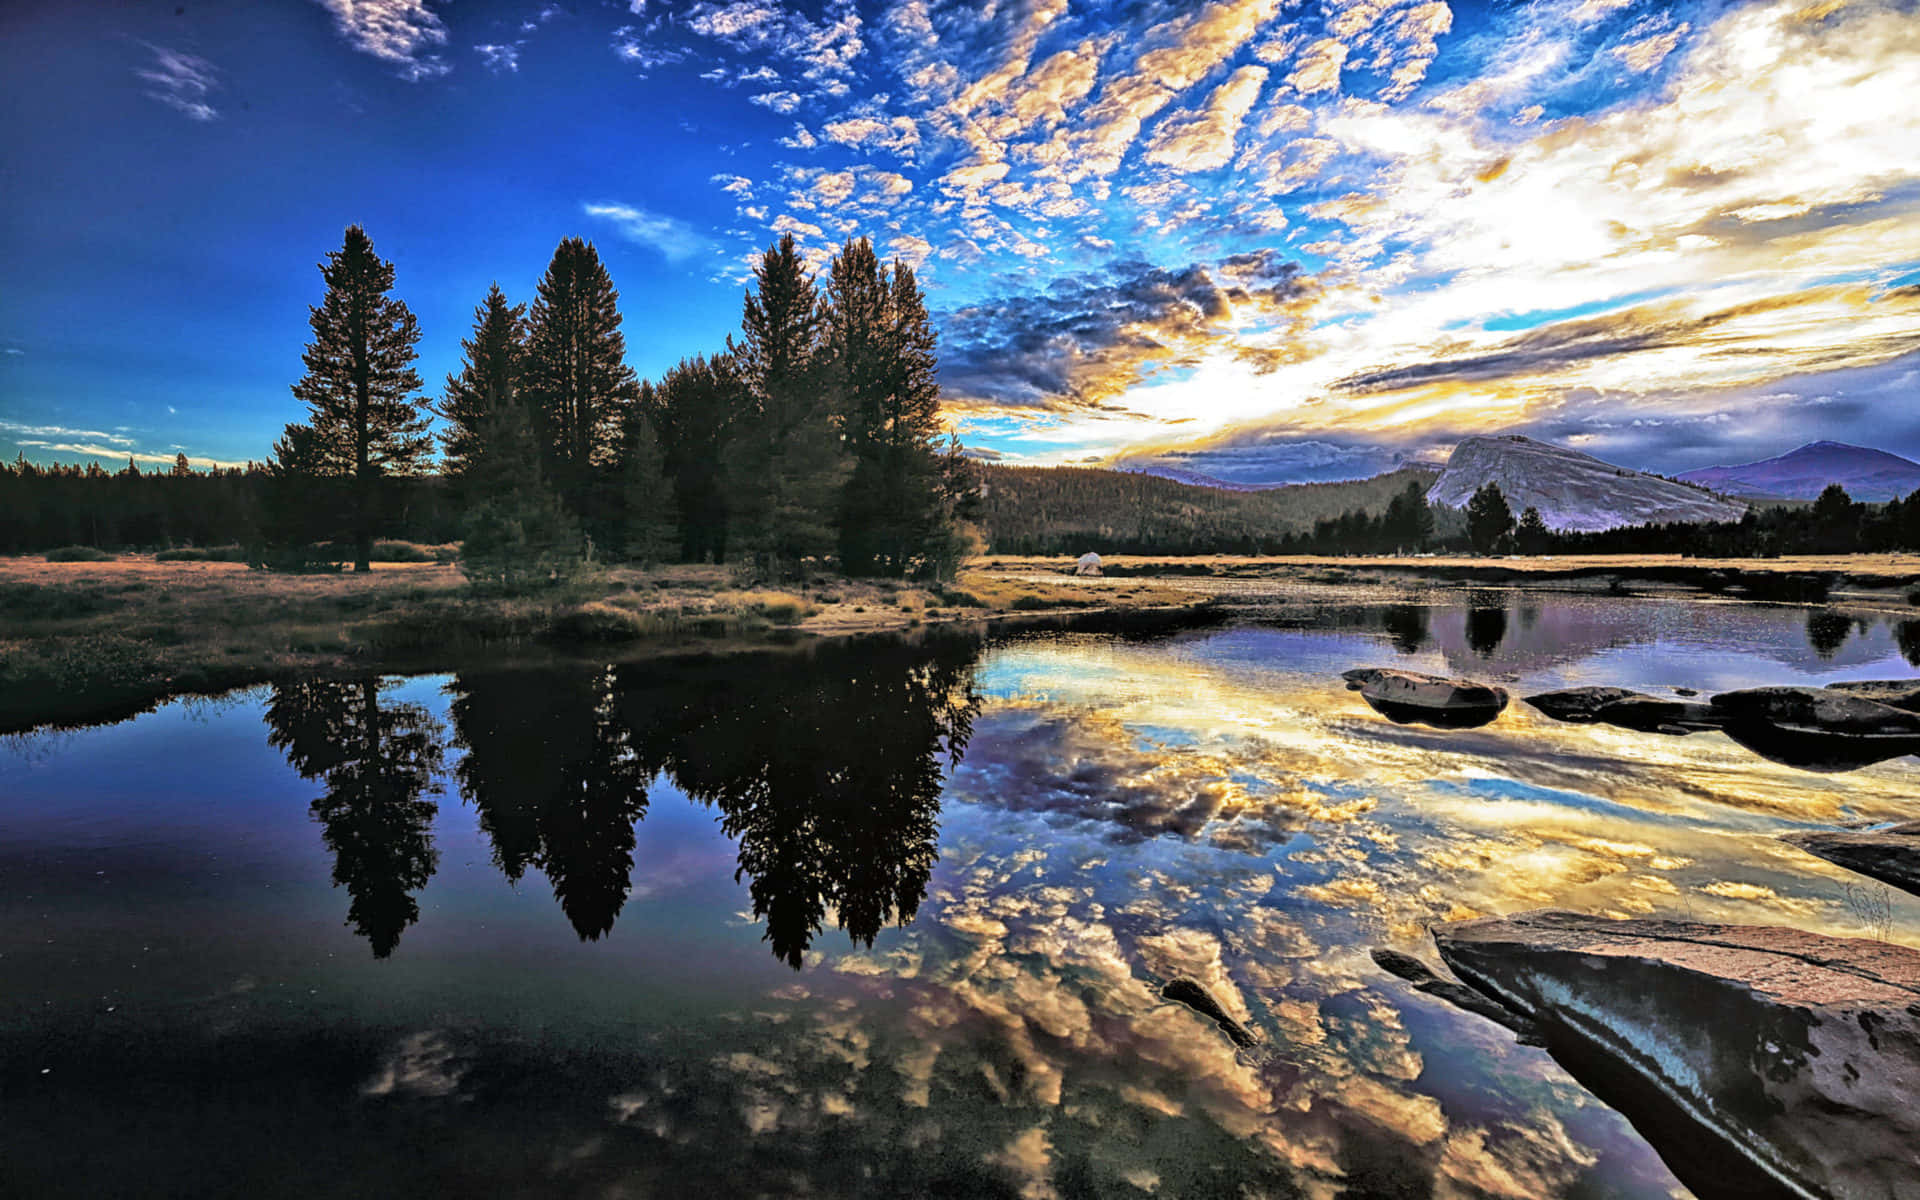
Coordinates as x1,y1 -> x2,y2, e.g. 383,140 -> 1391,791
4,595 -> 1920,1196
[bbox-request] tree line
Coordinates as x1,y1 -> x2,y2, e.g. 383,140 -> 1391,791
0,225 -> 976,580
274,225 -> 975,581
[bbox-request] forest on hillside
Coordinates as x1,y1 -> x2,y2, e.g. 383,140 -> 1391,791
972,465 -> 1455,555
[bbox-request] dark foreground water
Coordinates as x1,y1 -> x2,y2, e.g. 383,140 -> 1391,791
5,591 -> 1919,1198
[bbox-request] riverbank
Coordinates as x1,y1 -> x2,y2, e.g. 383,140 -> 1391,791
0,555 -> 1204,734
7,550 -> 1918,736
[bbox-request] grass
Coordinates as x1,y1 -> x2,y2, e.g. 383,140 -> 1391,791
0,552 -> 1204,734
154,545 -> 247,562
45,545 -> 116,563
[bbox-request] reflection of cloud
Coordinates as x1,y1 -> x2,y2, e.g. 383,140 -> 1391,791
360,1031 -> 464,1098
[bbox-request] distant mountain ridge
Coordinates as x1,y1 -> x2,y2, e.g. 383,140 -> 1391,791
1427,435 -> 1748,532
1677,441 -> 1920,502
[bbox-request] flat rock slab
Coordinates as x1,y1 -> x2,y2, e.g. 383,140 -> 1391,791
1710,686 -> 1920,771
1524,687 -> 1651,722
1525,687 -> 1723,735
1782,822 -> 1920,898
1343,667 -> 1509,729
1434,910 -> 1920,1200
1825,680 -> 1920,714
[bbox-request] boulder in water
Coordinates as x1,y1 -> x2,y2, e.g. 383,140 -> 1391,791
1824,679 -> 1920,714
1075,551 -> 1103,576
1781,821 -> 1920,898
1709,686 -> 1920,771
1523,686 -> 1649,722
1433,910 -> 1920,1200
1342,668 -> 1509,729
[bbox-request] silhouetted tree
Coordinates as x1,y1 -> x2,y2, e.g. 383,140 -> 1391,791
284,225 -> 432,572
457,381 -> 583,589
1465,598 -> 1509,658
1810,483 -> 1860,554
171,452 -> 192,478
265,677 -> 445,958
1514,505 -> 1550,555
439,282 -> 525,504
730,234 -> 847,578
522,238 -> 638,539
1466,482 -> 1515,555
614,381 -> 677,564
1380,478 -> 1435,552
651,353 -> 744,562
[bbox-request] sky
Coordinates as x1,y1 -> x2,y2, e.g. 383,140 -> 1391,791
1,0 -> 1917,484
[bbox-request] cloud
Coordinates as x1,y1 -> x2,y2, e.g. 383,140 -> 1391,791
1143,65 -> 1268,172
582,203 -> 711,263
940,251 -> 1314,412
1612,22 -> 1688,72
316,0 -> 451,80
821,114 -> 921,158
611,25 -> 685,72
751,90 -> 802,114
1285,38 -> 1348,94
136,44 -> 219,121
474,43 -> 521,74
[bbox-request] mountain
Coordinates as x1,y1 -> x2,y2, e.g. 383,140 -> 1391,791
1677,441 -> 1920,502
1427,435 -> 1747,532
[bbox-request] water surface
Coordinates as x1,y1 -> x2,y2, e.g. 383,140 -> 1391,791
5,591 -> 1918,1198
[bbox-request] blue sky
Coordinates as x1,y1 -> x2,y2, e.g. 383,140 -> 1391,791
2,0 -> 1917,482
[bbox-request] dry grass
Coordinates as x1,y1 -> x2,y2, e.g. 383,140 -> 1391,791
0,554 -> 1210,733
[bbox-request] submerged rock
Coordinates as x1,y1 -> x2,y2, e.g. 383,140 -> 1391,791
1710,686 -> 1920,771
1160,978 -> 1261,1049
1824,679 -> 1920,714
1342,668 -> 1509,729
1781,821 -> 1920,898
1369,948 -> 1542,1044
1433,909 -> 1920,1200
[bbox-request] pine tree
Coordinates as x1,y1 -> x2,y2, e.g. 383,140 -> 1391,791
828,242 -> 956,577
653,354 -> 745,562
614,381 -> 677,564
458,386 -> 583,590
522,238 -> 638,540
1381,478 -> 1434,553
1515,505 -> 1550,554
730,234 -> 847,578
1466,482 -> 1515,555
172,452 -> 192,478
439,283 -> 525,504
284,225 -> 432,571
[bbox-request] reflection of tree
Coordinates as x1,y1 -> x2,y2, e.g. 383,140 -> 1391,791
621,636 -> 980,967
1900,621 -> 1920,669
1805,609 -> 1852,659
1465,601 -> 1508,658
1381,605 -> 1428,654
446,667 -> 649,941
265,678 -> 445,958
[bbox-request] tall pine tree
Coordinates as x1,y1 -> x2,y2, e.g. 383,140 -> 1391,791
652,353 -> 744,563
614,380 -> 678,564
830,241 -> 961,578
457,385 -> 584,590
522,238 -> 638,543
284,225 -> 432,572
730,234 -> 847,578
439,282 -> 525,505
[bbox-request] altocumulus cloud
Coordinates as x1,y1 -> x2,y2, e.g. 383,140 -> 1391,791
316,0 -> 451,81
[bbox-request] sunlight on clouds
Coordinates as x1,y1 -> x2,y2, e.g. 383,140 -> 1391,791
317,0 -> 450,80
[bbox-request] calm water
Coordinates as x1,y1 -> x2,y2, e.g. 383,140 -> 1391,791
5,591 -> 1919,1198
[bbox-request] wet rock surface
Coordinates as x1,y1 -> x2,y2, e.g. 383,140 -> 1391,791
1525,687 -> 1723,735
1710,686 -> 1920,771
1370,948 -> 1543,1044
1432,909 -> 1920,1200
1160,978 -> 1261,1049
1342,667 -> 1509,729
1824,679 -> 1920,714
1782,821 -> 1920,898
1523,687 -> 1651,722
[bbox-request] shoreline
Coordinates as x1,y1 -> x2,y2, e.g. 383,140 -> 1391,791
6,551 -> 1917,737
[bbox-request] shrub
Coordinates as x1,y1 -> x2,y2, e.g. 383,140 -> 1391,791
548,602 -> 649,642
155,545 -> 247,563
45,546 -> 115,563
1011,594 -> 1051,611
370,540 -> 438,563
937,589 -> 985,607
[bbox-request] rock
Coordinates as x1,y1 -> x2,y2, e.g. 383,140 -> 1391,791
1781,821 -> 1920,898
1370,948 -> 1543,1044
1075,551 -> 1102,577
1433,910 -> 1920,1200
1342,667 -> 1509,729
1709,686 -> 1920,771
1160,978 -> 1260,1049
1526,687 -> 1725,735
1523,686 -> 1650,722
1673,686 -> 1699,697
1825,680 -> 1920,714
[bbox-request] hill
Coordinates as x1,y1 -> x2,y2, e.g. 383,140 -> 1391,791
975,464 -> 1440,555
1427,435 -> 1747,532
1678,441 -> 1920,501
